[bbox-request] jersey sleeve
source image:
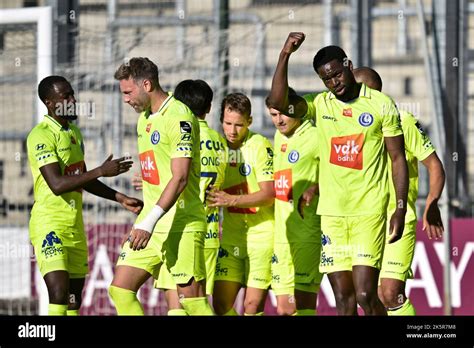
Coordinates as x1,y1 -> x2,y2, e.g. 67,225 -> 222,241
27,128 -> 59,168
215,134 -> 228,189
303,93 -> 318,121
255,137 -> 274,183
168,115 -> 196,159
381,96 -> 403,137
402,111 -> 436,161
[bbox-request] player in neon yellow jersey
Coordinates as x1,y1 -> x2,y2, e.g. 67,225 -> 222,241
110,58 -> 213,315
27,75 -> 142,316
208,93 -> 275,316
267,91 -> 323,316
268,33 -> 408,315
353,67 -> 445,316
151,79 -> 227,315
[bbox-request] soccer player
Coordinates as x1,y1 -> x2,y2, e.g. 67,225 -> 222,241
27,75 -> 143,316
267,90 -> 323,315
268,33 -> 409,315
353,67 -> 445,315
208,92 -> 275,316
153,79 -> 227,315
110,57 -> 213,315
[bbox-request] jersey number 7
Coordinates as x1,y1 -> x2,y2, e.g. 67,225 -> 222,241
201,171 -> 217,206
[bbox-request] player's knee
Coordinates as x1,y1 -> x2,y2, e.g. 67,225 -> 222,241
47,285 -> 69,304
212,297 -> 232,315
377,286 -> 386,305
381,287 -> 405,308
276,305 -> 296,316
355,290 -> 378,309
243,298 -> 261,314
333,289 -> 356,307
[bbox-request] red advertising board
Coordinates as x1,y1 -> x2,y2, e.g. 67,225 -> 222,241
78,219 -> 473,315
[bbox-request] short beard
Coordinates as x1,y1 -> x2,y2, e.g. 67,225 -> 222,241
61,115 -> 78,121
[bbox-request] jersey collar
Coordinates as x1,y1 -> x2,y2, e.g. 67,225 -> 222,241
327,83 -> 371,101
43,115 -> 68,131
198,119 -> 208,127
241,129 -> 252,146
149,92 -> 173,119
280,119 -> 311,140
293,119 -> 312,136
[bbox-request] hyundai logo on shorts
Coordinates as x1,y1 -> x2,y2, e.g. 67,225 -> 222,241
239,163 -> 251,176
151,130 -> 160,144
358,112 -> 374,127
288,150 -> 299,163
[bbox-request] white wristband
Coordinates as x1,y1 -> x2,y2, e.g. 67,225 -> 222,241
134,205 -> 165,233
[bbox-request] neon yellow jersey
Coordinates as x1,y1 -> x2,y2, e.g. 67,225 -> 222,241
27,115 -> 85,229
273,120 -> 320,243
387,110 -> 435,224
136,94 -> 205,233
304,83 -> 403,216
198,119 -> 227,248
221,130 -> 274,246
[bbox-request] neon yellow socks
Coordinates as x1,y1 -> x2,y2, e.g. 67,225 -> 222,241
244,311 -> 264,316
108,285 -> 144,315
168,308 -> 188,316
48,304 -> 68,316
224,307 -> 239,316
296,309 -> 316,316
180,297 -> 214,315
66,309 -> 79,316
387,298 -> 416,316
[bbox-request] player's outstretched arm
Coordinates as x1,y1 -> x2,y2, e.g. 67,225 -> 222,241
39,154 -> 132,196
126,157 -> 192,251
207,180 -> 275,208
385,135 -> 409,244
83,177 -> 143,215
267,32 -> 307,118
421,152 -> 445,240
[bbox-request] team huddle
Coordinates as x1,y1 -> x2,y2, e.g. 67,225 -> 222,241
26,32 -> 445,316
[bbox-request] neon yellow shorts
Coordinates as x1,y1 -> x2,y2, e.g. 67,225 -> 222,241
154,246 -> 218,295
30,224 -> 88,278
117,231 -> 206,284
319,215 -> 386,274
214,242 -> 272,289
379,221 -> 416,282
271,242 -> 323,296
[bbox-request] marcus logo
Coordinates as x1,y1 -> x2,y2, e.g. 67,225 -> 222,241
330,134 -> 364,170
41,231 -> 63,258
274,169 -> 292,202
